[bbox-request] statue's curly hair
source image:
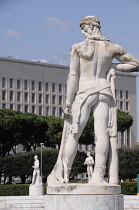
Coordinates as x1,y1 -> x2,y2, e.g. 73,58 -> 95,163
80,16 -> 101,29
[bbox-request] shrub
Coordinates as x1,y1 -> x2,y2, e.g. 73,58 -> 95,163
0,184 -> 47,196
120,182 -> 137,195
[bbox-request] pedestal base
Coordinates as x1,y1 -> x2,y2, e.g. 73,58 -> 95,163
47,183 -> 121,195
29,184 -> 44,196
45,194 -> 124,210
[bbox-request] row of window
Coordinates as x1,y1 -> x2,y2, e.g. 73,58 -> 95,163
1,78 -> 67,94
120,128 -> 130,147
115,90 -> 129,100
1,103 -> 63,117
1,91 -> 64,105
117,100 -> 129,111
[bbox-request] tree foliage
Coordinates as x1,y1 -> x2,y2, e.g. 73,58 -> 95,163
119,148 -> 139,180
79,109 -> 133,146
0,108 -> 133,157
117,110 -> 133,132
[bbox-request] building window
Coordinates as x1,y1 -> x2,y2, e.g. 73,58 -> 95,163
10,79 -> 13,88
32,93 -> 35,103
32,81 -> 35,91
25,105 -> 28,113
126,91 -> 129,100
126,102 -> 129,111
10,91 -> 13,101
59,108 -> 62,117
2,90 -> 6,100
115,90 -> 117,99
86,145 -> 89,150
120,90 -> 123,99
17,92 -> 21,102
17,105 -> 21,111
39,94 -> 42,103
52,95 -> 56,104
39,106 -> 42,115
46,107 -> 49,116
2,103 -> 6,109
17,80 -> 21,89
32,106 -> 35,113
59,96 -> 62,105
45,95 -> 49,104
45,83 -> 49,92
120,101 -> 123,110
38,82 -> 42,91
59,84 -> 62,93
79,144 -> 82,151
52,107 -> 56,116
2,78 -> 6,88
52,83 -> 55,92
24,93 -> 28,103
10,104 -> 13,110
24,80 -> 28,90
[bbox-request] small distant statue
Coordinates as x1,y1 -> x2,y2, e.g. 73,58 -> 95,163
32,155 -> 42,185
84,152 -> 94,181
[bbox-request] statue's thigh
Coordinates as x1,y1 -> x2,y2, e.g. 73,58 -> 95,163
93,94 -> 110,129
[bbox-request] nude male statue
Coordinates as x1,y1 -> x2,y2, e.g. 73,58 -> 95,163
32,155 -> 42,185
84,152 -> 94,181
47,16 -> 139,185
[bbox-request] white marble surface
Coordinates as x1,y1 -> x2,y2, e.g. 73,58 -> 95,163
45,194 -> 124,210
29,185 -> 44,196
47,183 -> 121,195
0,195 -> 138,210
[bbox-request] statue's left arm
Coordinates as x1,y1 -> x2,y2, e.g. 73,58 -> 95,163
113,44 -> 139,72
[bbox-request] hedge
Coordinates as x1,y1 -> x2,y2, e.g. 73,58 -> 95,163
0,182 -> 137,196
0,184 -> 47,196
120,182 -> 137,195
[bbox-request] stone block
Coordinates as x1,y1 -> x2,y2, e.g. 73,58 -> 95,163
45,194 -> 124,210
29,185 -> 44,196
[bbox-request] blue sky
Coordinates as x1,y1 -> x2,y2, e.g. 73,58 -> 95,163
0,0 -> 139,138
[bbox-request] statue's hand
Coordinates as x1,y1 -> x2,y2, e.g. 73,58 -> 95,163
62,103 -> 72,117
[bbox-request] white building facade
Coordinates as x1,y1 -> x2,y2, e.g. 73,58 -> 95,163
0,57 -> 137,149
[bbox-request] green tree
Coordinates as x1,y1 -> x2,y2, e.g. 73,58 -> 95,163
79,109 -> 133,146
119,148 -> 139,181
45,116 -> 63,148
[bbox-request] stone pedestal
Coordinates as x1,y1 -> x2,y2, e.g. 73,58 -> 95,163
29,184 -> 44,196
47,183 -> 121,195
46,184 -> 124,210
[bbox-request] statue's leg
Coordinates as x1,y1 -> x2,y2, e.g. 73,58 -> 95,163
63,94 -> 99,181
89,94 -> 110,184
47,93 -> 98,184
108,105 -> 118,185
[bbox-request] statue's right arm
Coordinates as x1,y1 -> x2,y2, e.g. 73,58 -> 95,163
113,44 -> 139,72
63,44 -> 80,116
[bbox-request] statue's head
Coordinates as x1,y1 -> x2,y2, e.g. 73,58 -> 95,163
34,155 -> 38,160
79,16 -> 102,39
80,16 -> 100,30
87,151 -> 91,157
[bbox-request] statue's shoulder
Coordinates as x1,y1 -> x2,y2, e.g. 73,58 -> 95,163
70,42 -> 84,55
113,43 -> 126,55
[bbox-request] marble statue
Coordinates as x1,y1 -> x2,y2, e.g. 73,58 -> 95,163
84,152 -> 94,181
47,16 -> 139,186
32,155 -> 42,185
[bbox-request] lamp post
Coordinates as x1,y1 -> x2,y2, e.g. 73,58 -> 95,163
40,143 -> 44,182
